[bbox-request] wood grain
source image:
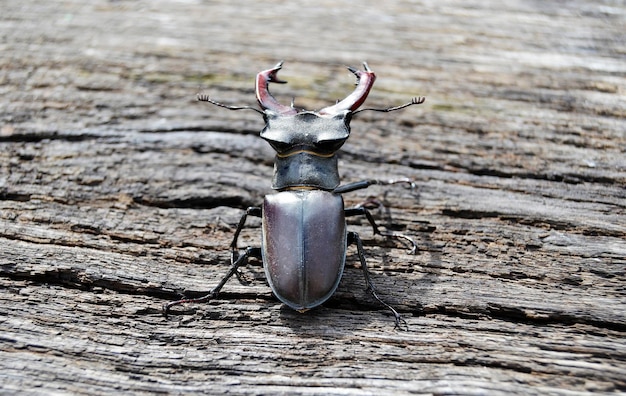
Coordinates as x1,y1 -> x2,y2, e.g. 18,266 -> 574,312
1,0 -> 625,394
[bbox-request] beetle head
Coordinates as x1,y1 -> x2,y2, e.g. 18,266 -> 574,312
256,61 -> 375,157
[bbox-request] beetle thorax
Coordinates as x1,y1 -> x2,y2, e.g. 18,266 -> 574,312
260,111 -> 352,191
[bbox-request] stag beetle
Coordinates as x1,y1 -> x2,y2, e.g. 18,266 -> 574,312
164,62 -> 425,328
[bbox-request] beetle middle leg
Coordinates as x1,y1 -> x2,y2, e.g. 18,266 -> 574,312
345,205 -> 417,254
347,231 -> 408,330
340,178 -> 417,253
163,207 -> 262,317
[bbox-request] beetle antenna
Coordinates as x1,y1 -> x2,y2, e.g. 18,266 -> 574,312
353,96 -> 425,115
197,94 -> 264,114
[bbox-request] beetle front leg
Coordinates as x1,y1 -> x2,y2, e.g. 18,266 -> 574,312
333,178 -> 416,194
163,246 -> 262,317
347,231 -> 408,330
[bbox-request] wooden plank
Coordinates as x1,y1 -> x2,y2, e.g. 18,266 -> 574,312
1,0 -> 624,394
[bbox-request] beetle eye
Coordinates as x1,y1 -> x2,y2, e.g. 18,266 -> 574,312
265,138 -> 292,154
314,139 -> 348,155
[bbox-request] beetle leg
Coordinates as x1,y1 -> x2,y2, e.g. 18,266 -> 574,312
347,231 -> 408,330
230,207 -> 262,284
163,206 -> 262,317
337,178 -> 417,253
163,246 -> 262,317
345,206 -> 417,254
230,207 -> 262,251
333,178 -> 416,194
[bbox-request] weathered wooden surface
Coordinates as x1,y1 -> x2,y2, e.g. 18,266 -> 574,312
1,0 -> 625,394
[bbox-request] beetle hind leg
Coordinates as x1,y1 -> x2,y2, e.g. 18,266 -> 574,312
163,246 -> 262,317
163,207 -> 263,317
230,207 -> 262,285
348,231 -> 408,330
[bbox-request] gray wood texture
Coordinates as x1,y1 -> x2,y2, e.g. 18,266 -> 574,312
1,0 -> 624,394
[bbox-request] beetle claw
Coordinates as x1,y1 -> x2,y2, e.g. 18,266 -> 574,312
394,315 -> 409,331
234,268 -> 252,285
366,284 -> 408,331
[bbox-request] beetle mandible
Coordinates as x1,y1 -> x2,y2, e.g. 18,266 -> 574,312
164,62 -> 425,328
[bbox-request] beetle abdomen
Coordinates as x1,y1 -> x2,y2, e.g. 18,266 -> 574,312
262,190 -> 346,311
